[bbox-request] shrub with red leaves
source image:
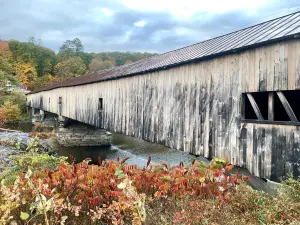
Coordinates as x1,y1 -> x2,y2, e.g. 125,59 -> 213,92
0,157 -> 247,225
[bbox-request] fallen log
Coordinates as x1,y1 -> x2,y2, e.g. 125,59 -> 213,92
0,127 -> 21,132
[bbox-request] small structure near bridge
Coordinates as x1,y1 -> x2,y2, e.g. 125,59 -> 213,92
26,11 -> 300,181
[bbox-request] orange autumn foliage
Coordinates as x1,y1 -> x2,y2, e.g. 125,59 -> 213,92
0,108 -> 6,127
0,41 -> 12,60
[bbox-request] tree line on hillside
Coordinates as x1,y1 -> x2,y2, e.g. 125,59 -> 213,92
0,37 -> 155,90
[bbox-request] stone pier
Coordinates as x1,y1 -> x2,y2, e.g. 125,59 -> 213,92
57,118 -> 111,147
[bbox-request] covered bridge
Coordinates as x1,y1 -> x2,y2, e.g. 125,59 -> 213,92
27,11 -> 300,181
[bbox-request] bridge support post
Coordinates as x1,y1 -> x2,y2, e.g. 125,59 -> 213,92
40,110 -> 45,122
30,107 -> 34,119
57,116 -> 71,128
31,108 -> 42,123
58,116 -> 66,128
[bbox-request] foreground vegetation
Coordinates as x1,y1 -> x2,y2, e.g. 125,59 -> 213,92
0,143 -> 299,225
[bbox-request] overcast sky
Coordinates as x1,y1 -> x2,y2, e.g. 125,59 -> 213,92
0,0 -> 300,53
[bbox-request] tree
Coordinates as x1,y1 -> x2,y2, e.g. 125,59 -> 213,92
0,40 -> 17,84
95,52 -> 155,66
16,63 -> 38,88
88,58 -> 103,73
55,56 -> 87,79
0,56 -> 14,75
57,38 -> 84,62
0,70 -> 18,85
87,58 -> 115,73
8,39 -> 55,77
28,36 -> 43,46
101,60 -> 113,70
32,74 -> 58,90
73,38 -> 84,53
77,52 -> 93,67
0,41 -> 12,60
125,60 -> 133,65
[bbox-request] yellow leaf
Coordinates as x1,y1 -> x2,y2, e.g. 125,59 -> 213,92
199,177 -> 205,183
20,212 -> 29,220
117,182 -> 126,189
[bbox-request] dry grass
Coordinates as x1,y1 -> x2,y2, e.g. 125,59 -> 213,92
145,184 -> 300,225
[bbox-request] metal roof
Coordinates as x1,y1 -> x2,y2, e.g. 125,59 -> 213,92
30,11 -> 300,94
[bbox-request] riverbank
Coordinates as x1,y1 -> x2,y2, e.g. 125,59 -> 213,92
0,128 -> 57,173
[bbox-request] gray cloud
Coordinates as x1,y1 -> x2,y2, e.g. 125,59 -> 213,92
0,0 -> 300,53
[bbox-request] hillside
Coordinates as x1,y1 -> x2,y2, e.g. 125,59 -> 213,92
0,38 -> 156,90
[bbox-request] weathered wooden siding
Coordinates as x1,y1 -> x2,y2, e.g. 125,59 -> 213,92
27,39 -> 300,181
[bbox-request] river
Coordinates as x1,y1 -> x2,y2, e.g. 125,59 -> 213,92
3,122 -> 203,167
58,132 -> 203,167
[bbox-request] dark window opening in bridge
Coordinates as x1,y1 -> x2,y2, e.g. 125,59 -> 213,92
243,94 -> 257,119
98,98 -> 103,110
274,93 -> 290,121
243,90 -> 300,125
40,97 -> 43,108
280,90 -> 300,121
49,98 -> 50,104
244,92 -> 268,120
58,97 -> 62,116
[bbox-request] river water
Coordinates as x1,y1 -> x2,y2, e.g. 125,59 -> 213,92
4,122 -> 203,167
57,132 -> 203,167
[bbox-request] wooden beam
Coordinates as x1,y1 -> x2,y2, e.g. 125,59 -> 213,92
276,91 -> 298,122
246,93 -> 264,120
268,92 -> 274,121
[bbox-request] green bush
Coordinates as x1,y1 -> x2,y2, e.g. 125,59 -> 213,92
281,173 -> 300,203
0,153 -> 68,185
13,153 -> 67,171
0,92 -> 26,112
